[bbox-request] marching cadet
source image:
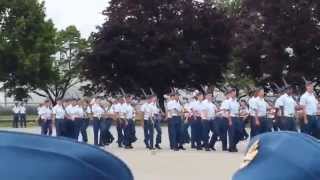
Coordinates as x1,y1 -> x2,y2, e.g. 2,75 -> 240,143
12,103 -> 20,128
39,100 -> 53,136
239,100 -> 249,140
152,96 -> 163,149
253,88 -> 272,134
104,100 -> 115,145
189,93 -> 203,150
64,99 -> 77,139
273,88 -> 285,132
299,81 -> 319,138
80,99 -> 91,143
19,103 -> 27,128
91,98 -> 105,146
123,96 -> 137,149
52,99 -> 66,137
99,100 -> 111,146
141,96 -> 156,150
201,93 -> 218,151
166,93 -> 184,151
248,89 -> 258,138
219,93 -> 231,151
224,88 -> 241,152
114,97 -> 126,148
277,86 -> 298,131
181,99 -> 192,146
74,99 -> 85,141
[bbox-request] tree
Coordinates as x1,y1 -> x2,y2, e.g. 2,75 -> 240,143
236,0 -> 320,90
33,26 -> 89,103
0,0 -> 56,100
82,0 -> 233,97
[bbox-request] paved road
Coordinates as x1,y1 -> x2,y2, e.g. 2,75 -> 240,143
0,126 -> 248,180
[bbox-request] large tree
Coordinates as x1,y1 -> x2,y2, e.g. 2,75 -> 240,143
0,0 -> 56,100
236,0 -> 320,90
33,26 -> 89,103
82,0 -> 233,97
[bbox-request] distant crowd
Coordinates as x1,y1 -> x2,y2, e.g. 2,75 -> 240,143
12,81 -> 320,152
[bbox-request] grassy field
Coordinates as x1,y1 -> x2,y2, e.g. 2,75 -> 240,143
0,115 -> 38,127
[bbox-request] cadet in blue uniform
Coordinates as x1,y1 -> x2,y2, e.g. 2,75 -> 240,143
166,94 -> 183,151
277,86 -> 298,131
52,99 -> 65,137
253,88 -> 272,134
233,132 -> 320,180
299,82 -> 319,138
12,103 -> 20,128
225,88 -> 241,152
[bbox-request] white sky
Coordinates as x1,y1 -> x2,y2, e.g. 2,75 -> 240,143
42,0 -> 109,38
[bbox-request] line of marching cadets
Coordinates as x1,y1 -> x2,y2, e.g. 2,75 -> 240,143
37,81 -> 320,152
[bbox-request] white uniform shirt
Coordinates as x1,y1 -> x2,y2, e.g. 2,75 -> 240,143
74,105 -> 84,118
52,105 -> 66,119
166,100 -> 182,117
278,94 -> 297,117
300,92 -> 318,115
253,97 -> 268,117
201,99 -> 217,120
189,100 -> 203,117
65,105 -> 77,120
220,99 -> 230,117
39,106 -> 52,120
141,103 -> 158,120
91,103 -> 105,118
225,98 -> 240,117
19,106 -> 26,114
12,106 -> 20,114
123,103 -> 135,119
248,97 -> 257,116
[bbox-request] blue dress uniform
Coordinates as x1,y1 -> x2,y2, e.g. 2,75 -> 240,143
12,104 -> 20,128
201,98 -> 218,151
123,102 -> 137,148
141,99 -> 157,149
52,102 -> 66,137
218,100 -> 230,151
233,132 -> 320,180
166,97 -> 183,151
253,97 -> 272,134
189,99 -> 204,150
300,90 -> 319,138
248,96 -> 259,137
39,103 -> 53,136
277,92 -> 298,131
0,131 -> 133,180
225,97 -> 242,152
91,101 -> 105,145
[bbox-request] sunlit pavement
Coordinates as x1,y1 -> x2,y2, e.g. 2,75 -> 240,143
0,126 -> 248,180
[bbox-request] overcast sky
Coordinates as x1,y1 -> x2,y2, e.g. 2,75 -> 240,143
43,0 -> 109,38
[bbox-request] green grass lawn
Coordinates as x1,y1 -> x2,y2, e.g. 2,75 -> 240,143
0,115 -> 38,127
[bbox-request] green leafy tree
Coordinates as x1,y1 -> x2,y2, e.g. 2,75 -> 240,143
33,26 -> 89,103
236,0 -> 320,90
82,0 -> 233,98
0,0 -> 56,100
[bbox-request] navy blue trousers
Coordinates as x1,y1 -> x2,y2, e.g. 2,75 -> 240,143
260,117 -> 272,134
124,119 -> 137,146
116,119 -> 125,146
93,117 -> 101,145
216,117 -> 228,150
168,118 -> 173,149
301,115 -> 319,138
13,114 -> 19,128
144,120 -> 154,148
154,119 -> 162,145
202,120 -> 211,148
20,114 -> 26,128
279,117 -> 297,132
55,118 -> 64,137
41,119 -> 53,136
190,117 -> 197,147
169,116 -> 183,149
228,117 -> 242,150
100,118 -> 114,145
208,120 -> 218,148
